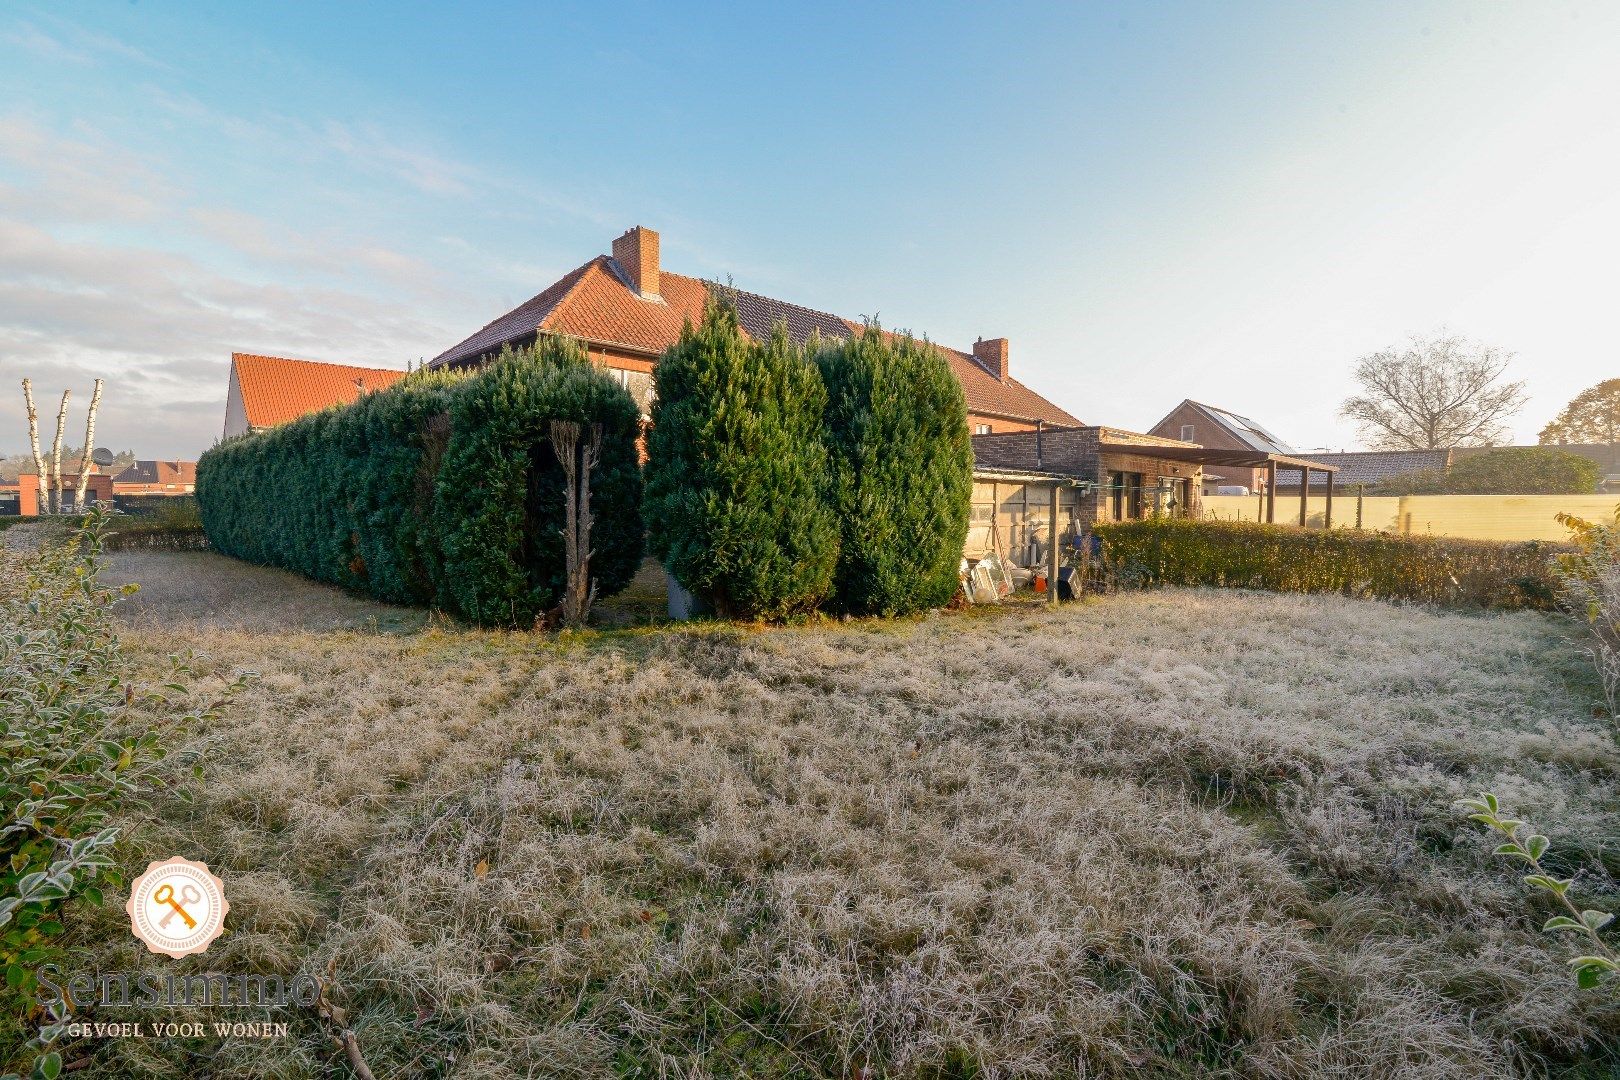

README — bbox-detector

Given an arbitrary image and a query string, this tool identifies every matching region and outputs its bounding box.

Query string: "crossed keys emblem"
[126,857,229,958]
[153,882,201,930]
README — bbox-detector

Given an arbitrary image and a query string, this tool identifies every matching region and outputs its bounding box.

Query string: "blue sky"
[2,1,1617,458]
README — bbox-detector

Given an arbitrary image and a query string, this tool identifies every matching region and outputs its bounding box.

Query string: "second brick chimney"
[973,337,1009,380]
[612,226,661,300]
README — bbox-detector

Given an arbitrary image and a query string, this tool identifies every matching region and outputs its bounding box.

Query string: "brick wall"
[611,226,661,298]
[971,426,1098,473]
[12,473,115,515]
[971,337,1010,380]
[969,416,1038,435]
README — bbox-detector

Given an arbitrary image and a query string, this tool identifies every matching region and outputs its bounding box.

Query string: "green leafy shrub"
[645,302,839,619]
[1,509,248,1072]
[1459,793,1616,991]
[1552,503,1620,720]
[198,341,643,627]
[816,326,973,616]
[1093,517,1562,609]
[1377,446,1600,494]
[435,340,644,625]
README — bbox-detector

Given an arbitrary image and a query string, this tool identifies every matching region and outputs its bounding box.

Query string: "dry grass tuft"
[52,553,1620,1077]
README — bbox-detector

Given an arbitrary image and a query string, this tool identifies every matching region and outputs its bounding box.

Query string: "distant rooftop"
[1187,400,1295,455]
[231,353,407,430]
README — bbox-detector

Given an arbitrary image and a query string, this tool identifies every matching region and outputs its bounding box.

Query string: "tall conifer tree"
[816,326,973,615]
[645,299,839,619]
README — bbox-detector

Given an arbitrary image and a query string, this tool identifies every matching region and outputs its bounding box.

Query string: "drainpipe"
[1035,419,1044,469]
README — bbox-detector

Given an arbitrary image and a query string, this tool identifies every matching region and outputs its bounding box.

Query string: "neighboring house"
[112,459,198,496]
[1270,449,1452,491]
[972,424,1340,551]
[973,426,1205,527]
[1147,400,1295,494]
[0,471,114,515]
[224,353,407,439]
[427,226,1082,434]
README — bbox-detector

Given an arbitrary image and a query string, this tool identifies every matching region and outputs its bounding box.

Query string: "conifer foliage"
[435,340,643,625]
[645,301,839,619]
[816,326,973,615]
[197,338,643,627]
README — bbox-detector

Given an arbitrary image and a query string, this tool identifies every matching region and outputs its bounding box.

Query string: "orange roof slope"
[232,353,407,429]
[430,256,1080,426]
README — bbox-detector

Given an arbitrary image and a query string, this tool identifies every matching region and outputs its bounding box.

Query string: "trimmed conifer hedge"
[645,303,839,619]
[817,326,973,616]
[196,339,644,626]
[1092,518,1564,610]
[435,344,645,625]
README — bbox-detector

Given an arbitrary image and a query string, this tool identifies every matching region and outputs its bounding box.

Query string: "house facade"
[427,226,1082,435]
[112,459,198,496]
[2,471,115,515]
[1148,400,1296,494]
[224,353,407,439]
[973,426,1206,525]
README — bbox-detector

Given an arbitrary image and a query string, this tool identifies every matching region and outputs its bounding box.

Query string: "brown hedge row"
[1092,518,1565,610]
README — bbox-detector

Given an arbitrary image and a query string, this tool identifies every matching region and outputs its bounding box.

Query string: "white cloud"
[321,120,482,198]
[1,18,168,70]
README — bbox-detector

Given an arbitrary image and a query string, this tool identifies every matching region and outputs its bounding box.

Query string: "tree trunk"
[22,379,47,515]
[49,389,70,514]
[75,379,105,510]
[550,420,602,629]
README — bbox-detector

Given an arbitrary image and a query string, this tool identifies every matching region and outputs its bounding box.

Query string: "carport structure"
[1097,441,1341,526]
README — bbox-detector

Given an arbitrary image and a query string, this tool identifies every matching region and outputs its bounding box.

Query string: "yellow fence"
[1201,494,1620,541]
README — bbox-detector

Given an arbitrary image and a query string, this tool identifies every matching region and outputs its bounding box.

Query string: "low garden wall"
[1203,493,1618,541]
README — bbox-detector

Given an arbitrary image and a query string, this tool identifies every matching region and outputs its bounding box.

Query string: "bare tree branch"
[22,379,47,513]
[551,419,603,629]
[1339,333,1527,450]
[49,389,70,513]
[75,378,105,510]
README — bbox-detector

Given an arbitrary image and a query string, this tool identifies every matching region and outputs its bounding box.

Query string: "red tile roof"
[232,353,407,430]
[429,255,1080,426]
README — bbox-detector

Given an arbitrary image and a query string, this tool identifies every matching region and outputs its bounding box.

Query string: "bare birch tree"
[49,389,70,513]
[550,419,602,629]
[1339,333,1527,450]
[22,379,47,514]
[74,378,105,510]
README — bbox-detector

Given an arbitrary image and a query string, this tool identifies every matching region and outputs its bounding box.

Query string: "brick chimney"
[973,337,1009,380]
[612,226,660,300]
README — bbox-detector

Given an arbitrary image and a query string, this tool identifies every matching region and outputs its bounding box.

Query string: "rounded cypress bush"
[433,338,645,626]
[816,326,973,615]
[644,301,840,619]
